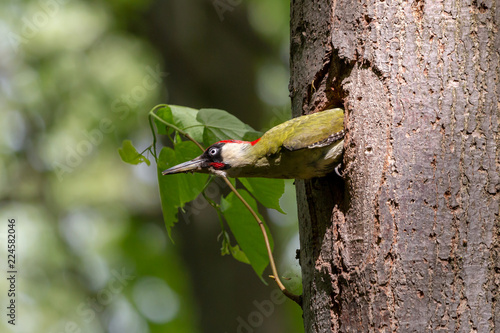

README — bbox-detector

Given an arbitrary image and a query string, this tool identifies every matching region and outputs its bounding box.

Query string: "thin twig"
[148,112,158,159]
[150,106,301,305]
[222,177,301,305]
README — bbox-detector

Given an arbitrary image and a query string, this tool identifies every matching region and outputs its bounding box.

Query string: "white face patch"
[220,143,252,167]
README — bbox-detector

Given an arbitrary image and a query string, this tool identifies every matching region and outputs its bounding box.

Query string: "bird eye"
[209,148,218,156]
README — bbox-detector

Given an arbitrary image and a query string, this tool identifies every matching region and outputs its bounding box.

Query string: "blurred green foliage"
[0,0,303,332]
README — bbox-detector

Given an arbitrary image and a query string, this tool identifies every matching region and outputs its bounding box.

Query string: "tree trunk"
[290,0,499,332]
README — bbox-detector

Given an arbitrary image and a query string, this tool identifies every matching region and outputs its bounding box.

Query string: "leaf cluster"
[119,105,286,280]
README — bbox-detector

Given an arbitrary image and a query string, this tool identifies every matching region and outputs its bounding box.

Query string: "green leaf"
[154,105,262,147]
[118,140,150,166]
[154,106,173,135]
[197,108,257,146]
[240,178,285,214]
[169,105,205,143]
[221,190,273,281]
[220,231,250,264]
[229,243,250,264]
[157,141,208,238]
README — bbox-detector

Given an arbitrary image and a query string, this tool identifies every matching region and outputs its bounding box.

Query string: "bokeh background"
[0,0,304,332]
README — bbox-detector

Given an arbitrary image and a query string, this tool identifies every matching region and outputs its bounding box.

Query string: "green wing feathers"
[258,108,344,155]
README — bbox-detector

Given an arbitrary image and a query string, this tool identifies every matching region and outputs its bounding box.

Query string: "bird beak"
[162,156,204,175]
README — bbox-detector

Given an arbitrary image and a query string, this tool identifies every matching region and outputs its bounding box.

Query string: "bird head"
[162,140,255,177]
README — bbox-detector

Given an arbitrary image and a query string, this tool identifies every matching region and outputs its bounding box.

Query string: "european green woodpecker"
[162,108,345,179]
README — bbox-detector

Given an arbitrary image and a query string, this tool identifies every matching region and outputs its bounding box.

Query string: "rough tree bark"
[290,0,499,332]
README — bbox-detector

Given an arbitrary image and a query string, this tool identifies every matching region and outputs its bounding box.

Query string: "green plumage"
[253,108,345,156]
